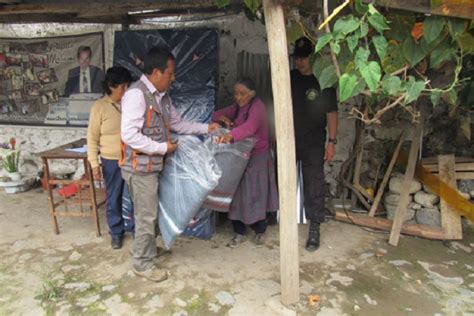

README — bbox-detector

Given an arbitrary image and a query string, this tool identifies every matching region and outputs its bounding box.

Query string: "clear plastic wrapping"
[158,135,221,249]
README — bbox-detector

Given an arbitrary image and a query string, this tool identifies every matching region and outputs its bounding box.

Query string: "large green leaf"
[346,34,359,53]
[430,91,441,107]
[423,16,445,44]
[382,75,402,96]
[387,14,415,42]
[372,35,388,60]
[319,65,338,90]
[360,21,369,37]
[334,16,360,35]
[445,89,458,106]
[355,47,370,69]
[381,41,406,73]
[244,0,261,14]
[315,33,332,53]
[405,80,425,104]
[286,20,304,44]
[430,42,454,69]
[402,37,428,66]
[456,32,474,53]
[448,18,466,39]
[312,57,332,79]
[330,42,341,55]
[338,73,358,102]
[368,4,379,15]
[216,0,230,8]
[355,0,368,14]
[359,61,382,91]
[368,13,390,34]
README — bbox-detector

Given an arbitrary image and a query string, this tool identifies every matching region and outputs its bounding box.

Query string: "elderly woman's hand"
[217,116,233,129]
[216,133,233,144]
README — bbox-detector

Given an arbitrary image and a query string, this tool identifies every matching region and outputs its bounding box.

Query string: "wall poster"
[0,32,105,126]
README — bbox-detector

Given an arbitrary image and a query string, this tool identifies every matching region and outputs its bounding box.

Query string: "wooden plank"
[263,0,299,306]
[438,155,463,240]
[422,162,474,172]
[336,210,447,240]
[389,123,423,246]
[369,131,405,217]
[367,0,474,20]
[422,156,473,164]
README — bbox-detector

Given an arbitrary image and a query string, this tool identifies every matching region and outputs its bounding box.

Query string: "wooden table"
[37,138,105,236]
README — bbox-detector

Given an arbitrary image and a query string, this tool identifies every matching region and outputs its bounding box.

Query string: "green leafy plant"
[34,279,63,306]
[311,0,472,125]
[2,150,20,173]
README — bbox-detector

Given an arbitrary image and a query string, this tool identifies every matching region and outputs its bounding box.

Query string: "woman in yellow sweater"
[87,66,133,249]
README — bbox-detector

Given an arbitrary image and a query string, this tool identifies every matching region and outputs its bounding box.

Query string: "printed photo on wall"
[22,62,36,81]
[5,53,22,66]
[36,69,58,84]
[11,74,23,90]
[8,90,24,101]
[29,53,49,68]
[25,82,43,96]
[0,53,6,67]
[45,89,59,102]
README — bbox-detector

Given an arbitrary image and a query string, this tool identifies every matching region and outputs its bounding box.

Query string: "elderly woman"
[87,66,133,249]
[213,78,279,247]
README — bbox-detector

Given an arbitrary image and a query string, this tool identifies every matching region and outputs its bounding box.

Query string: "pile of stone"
[384,174,474,227]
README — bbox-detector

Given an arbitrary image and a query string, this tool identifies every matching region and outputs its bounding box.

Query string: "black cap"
[292,37,313,58]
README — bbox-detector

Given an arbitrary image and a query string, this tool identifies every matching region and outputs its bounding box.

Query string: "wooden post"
[389,123,423,246]
[438,155,463,239]
[263,0,300,305]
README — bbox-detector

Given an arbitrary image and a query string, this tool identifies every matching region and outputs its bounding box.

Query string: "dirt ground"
[1,187,473,316]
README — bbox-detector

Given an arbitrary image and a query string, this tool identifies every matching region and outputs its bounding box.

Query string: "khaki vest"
[120,80,171,173]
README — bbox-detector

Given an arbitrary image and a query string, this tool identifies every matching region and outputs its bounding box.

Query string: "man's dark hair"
[143,47,175,75]
[77,46,92,59]
[102,66,133,95]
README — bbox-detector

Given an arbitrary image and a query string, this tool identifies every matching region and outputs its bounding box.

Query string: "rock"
[458,191,470,200]
[389,176,422,194]
[299,280,314,295]
[408,202,422,210]
[64,282,90,292]
[384,193,413,206]
[174,298,187,307]
[423,183,434,194]
[416,208,441,227]
[458,180,474,194]
[145,295,164,309]
[104,294,133,315]
[414,191,440,208]
[77,294,100,307]
[102,285,116,292]
[264,296,297,316]
[215,291,235,306]
[364,294,377,305]
[173,311,188,316]
[69,251,81,261]
[208,302,221,313]
[385,204,415,222]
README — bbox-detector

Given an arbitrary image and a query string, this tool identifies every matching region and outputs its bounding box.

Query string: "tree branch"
[322,0,341,78]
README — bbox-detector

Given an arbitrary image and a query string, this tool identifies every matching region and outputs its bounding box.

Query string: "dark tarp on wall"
[113,28,219,123]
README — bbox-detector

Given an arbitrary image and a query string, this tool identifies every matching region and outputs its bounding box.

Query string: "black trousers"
[232,219,267,235]
[297,143,326,224]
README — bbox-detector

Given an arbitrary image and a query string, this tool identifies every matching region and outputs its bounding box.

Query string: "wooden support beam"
[369,131,405,217]
[367,0,474,20]
[336,210,447,240]
[438,155,463,240]
[263,0,299,306]
[389,122,423,246]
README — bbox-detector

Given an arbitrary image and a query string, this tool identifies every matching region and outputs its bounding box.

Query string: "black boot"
[305,221,320,252]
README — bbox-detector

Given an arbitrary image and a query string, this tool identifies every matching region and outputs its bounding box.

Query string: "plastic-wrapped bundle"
[182,208,216,240]
[202,129,255,212]
[122,183,134,233]
[158,135,221,249]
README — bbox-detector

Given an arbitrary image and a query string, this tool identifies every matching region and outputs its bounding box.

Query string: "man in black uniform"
[291,37,338,251]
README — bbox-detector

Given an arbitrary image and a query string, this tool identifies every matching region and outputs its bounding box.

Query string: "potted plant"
[1,149,21,181]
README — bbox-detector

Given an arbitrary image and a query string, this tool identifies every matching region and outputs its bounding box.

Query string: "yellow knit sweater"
[87,95,122,169]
